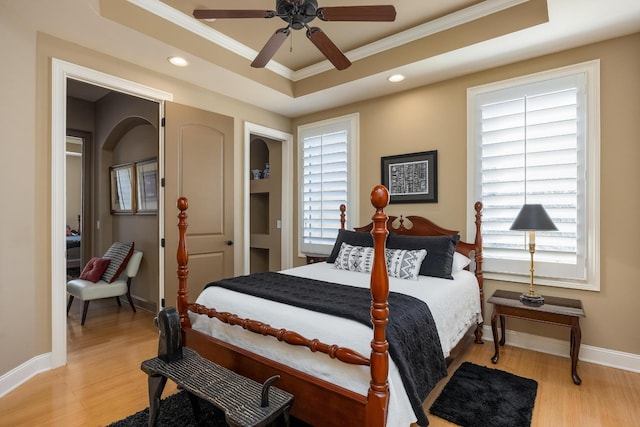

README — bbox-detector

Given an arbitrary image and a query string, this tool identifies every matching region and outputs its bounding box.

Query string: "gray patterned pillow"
[385,248,427,280]
[100,241,135,283]
[333,243,375,273]
[334,243,427,280]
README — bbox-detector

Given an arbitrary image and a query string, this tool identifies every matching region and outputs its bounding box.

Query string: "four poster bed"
[175,185,484,427]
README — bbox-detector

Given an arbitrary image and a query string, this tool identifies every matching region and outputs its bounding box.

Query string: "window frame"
[298,113,359,257]
[466,60,601,291]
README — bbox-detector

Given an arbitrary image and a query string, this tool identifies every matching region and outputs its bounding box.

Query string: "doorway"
[66,79,161,314]
[243,122,293,274]
[51,59,172,367]
[64,131,92,280]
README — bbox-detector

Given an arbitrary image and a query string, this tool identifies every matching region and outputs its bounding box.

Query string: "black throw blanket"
[205,272,447,426]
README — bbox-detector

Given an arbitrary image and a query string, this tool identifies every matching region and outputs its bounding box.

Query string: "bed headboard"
[340,202,483,259]
[339,201,484,324]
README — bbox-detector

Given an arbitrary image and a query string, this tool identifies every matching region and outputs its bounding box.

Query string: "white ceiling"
[4,0,640,117]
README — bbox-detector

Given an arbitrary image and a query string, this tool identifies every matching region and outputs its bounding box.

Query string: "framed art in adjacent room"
[135,158,158,214]
[110,163,134,214]
[381,150,438,204]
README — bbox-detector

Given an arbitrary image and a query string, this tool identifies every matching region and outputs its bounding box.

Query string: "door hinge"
[161,238,165,248]
[161,117,166,127]
[161,177,165,187]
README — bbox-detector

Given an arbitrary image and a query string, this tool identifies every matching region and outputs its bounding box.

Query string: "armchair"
[67,250,143,325]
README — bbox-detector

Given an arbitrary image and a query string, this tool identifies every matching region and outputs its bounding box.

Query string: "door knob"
[225,240,234,246]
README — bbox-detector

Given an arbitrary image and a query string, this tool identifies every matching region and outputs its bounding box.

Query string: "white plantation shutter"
[299,114,359,255]
[468,62,600,290]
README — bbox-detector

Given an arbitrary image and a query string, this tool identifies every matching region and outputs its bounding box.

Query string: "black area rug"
[429,362,538,427]
[107,391,311,427]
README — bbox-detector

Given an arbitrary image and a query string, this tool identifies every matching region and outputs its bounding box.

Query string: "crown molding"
[126,0,295,79]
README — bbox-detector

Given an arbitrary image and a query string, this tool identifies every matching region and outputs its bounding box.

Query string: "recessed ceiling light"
[388,74,405,83]
[168,56,189,67]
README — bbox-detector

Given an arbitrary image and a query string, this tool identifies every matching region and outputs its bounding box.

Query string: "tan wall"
[0,5,39,373]
[0,2,291,377]
[293,33,640,355]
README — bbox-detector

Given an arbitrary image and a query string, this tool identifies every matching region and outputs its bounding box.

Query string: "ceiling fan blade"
[251,28,291,68]
[306,27,351,71]
[193,9,276,19]
[317,5,396,22]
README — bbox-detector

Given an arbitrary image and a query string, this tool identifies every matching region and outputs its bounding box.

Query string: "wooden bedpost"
[177,197,191,330]
[366,185,390,427]
[473,201,484,344]
[339,204,346,230]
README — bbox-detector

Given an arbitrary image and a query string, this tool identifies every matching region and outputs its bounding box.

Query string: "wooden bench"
[141,347,294,427]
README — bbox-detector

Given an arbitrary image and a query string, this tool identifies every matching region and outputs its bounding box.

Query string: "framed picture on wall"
[110,163,135,214]
[381,150,438,204]
[135,158,158,214]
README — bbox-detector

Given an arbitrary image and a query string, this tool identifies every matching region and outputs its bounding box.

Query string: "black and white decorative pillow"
[100,241,135,283]
[334,243,427,280]
[385,248,427,280]
[334,243,375,273]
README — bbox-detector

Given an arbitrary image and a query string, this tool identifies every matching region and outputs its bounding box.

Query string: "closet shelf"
[250,179,271,194]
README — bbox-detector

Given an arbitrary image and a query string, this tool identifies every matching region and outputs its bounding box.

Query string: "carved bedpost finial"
[370,185,390,209]
[366,184,390,425]
[177,197,189,212]
[340,204,346,230]
[177,197,191,330]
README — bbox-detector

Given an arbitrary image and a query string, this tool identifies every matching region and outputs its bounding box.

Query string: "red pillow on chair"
[79,257,111,282]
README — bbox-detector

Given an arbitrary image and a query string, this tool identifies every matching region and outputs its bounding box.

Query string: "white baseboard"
[482,325,640,373]
[0,353,52,398]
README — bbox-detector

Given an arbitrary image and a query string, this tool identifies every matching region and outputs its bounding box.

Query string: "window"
[467,61,600,290]
[298,114,359,256]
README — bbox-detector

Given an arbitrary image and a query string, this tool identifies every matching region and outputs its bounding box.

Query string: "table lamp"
[510,204,557,305]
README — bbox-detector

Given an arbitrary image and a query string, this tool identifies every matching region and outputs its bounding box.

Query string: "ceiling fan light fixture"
[388,74,405,82]
[168,56,189,67]
[192,1,396,71]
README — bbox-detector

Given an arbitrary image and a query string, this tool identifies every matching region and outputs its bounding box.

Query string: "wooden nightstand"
[488,289,585,385]
[305,255,328,264]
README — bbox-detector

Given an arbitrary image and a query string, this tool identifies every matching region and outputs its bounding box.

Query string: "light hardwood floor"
[1,299,639,426]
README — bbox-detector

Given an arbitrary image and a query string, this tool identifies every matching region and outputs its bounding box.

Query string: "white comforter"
[190,262,482,427]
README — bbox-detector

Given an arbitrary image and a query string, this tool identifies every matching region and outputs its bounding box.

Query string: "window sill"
[484,271,600,292]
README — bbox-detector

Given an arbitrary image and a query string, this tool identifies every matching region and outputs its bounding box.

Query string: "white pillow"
[452,252,471,273]
[334,243,427,280]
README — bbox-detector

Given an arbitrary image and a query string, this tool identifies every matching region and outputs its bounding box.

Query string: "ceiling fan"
[193,0,396,70]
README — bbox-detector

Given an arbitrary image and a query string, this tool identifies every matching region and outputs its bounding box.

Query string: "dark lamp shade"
[510,204,558,231]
